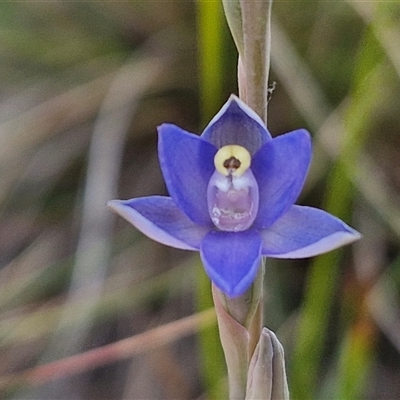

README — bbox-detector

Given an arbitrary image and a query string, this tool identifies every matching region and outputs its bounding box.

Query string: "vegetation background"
[0,1,399,399]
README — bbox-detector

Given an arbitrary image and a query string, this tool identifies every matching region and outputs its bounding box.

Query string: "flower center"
[207,145,259,232]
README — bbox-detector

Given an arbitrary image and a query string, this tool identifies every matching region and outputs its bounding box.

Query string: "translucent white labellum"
[207,145,259,232]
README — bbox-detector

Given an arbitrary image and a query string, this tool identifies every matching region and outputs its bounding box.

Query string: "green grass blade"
[196,1,227,399]
[290,26,385,400]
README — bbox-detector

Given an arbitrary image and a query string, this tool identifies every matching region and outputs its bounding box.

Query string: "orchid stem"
[239,0,273,122]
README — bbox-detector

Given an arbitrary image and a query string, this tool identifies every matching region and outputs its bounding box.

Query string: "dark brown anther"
[223,156,241,171]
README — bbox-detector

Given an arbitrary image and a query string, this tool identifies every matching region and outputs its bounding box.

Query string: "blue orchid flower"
[108,95,360,298]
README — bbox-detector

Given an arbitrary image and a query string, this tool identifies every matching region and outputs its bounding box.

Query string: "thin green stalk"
[222,0,273,122]
[240,0,272,121]
[335,317,375,399]
[196,2,227,399]
[197,0,225,122]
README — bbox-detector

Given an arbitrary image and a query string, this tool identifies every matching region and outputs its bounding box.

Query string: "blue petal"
[260,205,361,258]
[200,230,262,297]
[252,129,312,228]
[201,95,271,154]
[107,196,210,250]
[158,124,216,226]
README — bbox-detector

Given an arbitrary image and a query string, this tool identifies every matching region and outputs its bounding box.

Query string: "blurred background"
[0,1,400,399]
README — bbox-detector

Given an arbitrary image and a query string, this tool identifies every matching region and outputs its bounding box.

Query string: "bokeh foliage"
[0,1,400,399]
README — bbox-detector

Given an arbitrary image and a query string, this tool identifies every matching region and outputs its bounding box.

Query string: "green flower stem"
[218,1,273,398]
[213,284,251,399]
[222,0,273,121]
[239,0,272,121]
[222,0,243,56]
[212,265,265,399]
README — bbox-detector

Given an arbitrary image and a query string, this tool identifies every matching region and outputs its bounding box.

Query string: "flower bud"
[246,328,289,400]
